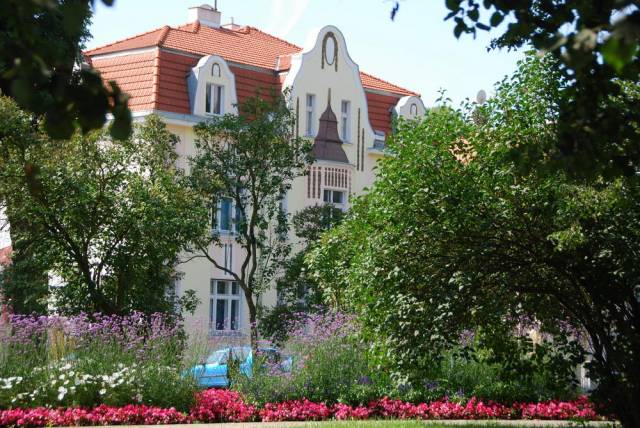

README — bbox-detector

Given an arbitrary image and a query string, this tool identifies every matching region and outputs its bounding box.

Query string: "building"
[84,4,426,335]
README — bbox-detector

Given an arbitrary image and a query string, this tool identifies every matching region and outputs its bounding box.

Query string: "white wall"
[0,207,10,249]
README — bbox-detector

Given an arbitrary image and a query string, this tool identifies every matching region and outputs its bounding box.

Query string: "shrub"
[190,389,256,422]
[0,312,199,411]
[0,391,605,426]
[234,311,384,406]
[260,399,331,422]
[516,395,599,420]
[0,405,191,427]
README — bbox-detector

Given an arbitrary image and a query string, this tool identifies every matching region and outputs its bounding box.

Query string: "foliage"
[392,1,640,177]
[190,389,256,423]
[308,53,640,426]
[0,392,604,427]
[441,0,639,76]
[260,204,344,344]
[0,97,206,314]
[189,92,312,347]
[0,404,192,427]
[0,312,199,411]
[234,311,383,407]
[0,0,131,140]
[0,243,48,314]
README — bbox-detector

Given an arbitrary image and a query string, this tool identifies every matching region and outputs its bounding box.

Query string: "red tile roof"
[360,71,417,97]
[86,23,301,70]
[0,246,11,266]
[85,22,418,101]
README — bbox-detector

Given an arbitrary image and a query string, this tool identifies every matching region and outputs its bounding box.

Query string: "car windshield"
[206,346,251,365]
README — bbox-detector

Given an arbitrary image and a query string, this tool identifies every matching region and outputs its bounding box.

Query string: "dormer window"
[189,55,237,117]
[206,83,224,115]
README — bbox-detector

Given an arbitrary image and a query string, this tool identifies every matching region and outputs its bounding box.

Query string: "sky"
[0,1,526,250]
[87,0,526,106]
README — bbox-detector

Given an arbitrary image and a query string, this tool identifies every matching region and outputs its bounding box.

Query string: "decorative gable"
[187,55,238,116]
[394,95,426,120]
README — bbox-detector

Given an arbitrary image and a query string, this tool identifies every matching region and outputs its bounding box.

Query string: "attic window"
[212,63,221,77]
[206,83,224,115]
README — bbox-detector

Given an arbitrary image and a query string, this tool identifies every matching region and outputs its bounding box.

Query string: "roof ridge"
[243,26,302,51]
[85,25,167,55]
[360,70,418,96]
[157,25,171,45]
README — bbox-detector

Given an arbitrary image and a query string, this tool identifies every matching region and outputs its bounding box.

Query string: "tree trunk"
[244,287,258,352]
[610,385,640,427]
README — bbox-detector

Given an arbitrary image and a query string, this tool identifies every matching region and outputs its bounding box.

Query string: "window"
[213,197,242,233]
[206,83,224,115]
[212,63,221,77]
[210,279,240,332]
[410,103,418,117]
[340,100,350,142]
[323,189,345,208]
[305,94,316,137]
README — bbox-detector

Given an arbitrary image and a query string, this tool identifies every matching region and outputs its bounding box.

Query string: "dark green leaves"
[0,0,132,140]
[602,37,639,73]
[438,0,640,178]
[0,99,205,314]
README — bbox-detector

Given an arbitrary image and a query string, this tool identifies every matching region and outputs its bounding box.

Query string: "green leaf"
[468,7,479,22]
[601,36,638,73]
[490,11,504,27]
[446,0,461,11]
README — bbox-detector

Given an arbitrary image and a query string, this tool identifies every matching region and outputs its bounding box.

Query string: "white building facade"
[84,4,426,336]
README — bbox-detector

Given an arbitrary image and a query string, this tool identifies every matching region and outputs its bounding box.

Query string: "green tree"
[0,0,131,140]
[392,1,640,177]
[189,93,312,349]
[0,97,206,314]
[260,204,344,344]
[309,54,640,426]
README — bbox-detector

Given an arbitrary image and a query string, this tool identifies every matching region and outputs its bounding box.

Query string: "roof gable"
[85,21,418,98]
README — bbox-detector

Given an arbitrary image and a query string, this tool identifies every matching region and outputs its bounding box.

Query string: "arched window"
[212,63,221,77]
[410,103,418,117]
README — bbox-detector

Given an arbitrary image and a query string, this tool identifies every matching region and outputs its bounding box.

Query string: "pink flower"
[259,399,331,422]
[190,389,256,422]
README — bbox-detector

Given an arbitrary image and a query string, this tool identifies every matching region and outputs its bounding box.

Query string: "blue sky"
[88,1,525,106]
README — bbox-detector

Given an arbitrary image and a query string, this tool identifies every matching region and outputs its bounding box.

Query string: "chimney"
[188,3,221,28]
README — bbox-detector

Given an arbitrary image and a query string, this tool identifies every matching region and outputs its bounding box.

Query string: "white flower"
[57,386,67,401]
[99,388,107,395]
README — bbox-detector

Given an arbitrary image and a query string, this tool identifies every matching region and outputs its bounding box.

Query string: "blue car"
[188,346,291,388]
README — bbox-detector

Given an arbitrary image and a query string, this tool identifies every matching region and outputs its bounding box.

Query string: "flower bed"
[0,390,605,426]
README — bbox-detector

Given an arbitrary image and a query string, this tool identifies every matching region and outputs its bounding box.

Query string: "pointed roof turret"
[312,89,349,163]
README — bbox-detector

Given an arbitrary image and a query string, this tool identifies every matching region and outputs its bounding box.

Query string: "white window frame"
[305,93,316,137]
[213,197,241,234]
[210,279,241,333]
[340,100,351,142]
[323,188,346,211]
[206,83,225,115]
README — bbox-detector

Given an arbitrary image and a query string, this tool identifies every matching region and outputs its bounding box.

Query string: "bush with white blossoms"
[0,313,199,411]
